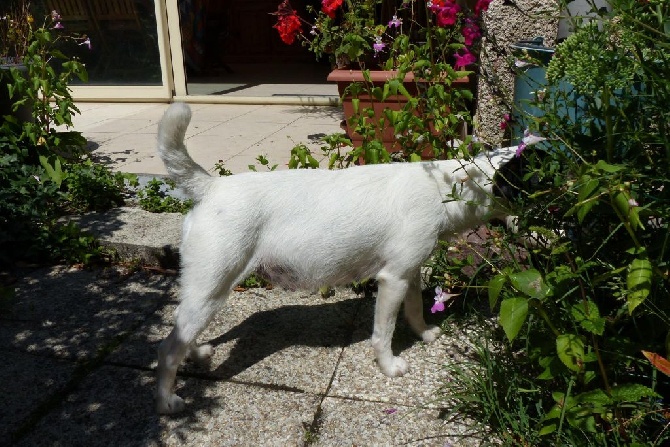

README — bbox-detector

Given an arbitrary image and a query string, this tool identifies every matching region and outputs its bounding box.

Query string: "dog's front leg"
[404,270,442,343]
[371,273,410,377]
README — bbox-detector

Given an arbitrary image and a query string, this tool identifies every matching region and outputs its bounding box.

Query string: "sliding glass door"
[34,0,174,100]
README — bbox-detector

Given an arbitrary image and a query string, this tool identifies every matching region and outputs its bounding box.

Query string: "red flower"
[272,0,303,45]
[322,0,344,19]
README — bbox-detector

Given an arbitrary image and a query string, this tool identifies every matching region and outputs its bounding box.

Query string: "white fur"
[155,103,517,414]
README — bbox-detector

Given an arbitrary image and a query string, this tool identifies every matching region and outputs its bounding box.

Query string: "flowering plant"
[0,0,33,64]
[0,1,90,155]
[1,1,91,65]
[272,0,492,70]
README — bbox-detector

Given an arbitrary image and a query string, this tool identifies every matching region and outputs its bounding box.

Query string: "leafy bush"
[136,178,193,214]
[465,0,670,444]
[0,6,132,266]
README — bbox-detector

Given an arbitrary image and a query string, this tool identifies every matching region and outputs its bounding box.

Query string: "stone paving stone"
[314,397,483,446]
[0,351,76,442]
[0,266,176,361]
[17,365,320,447]
[328,295,462,408]
[109,287,364,395]
[16,365,164,447]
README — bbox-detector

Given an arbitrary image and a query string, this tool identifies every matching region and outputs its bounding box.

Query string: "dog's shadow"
[198,295,425,381]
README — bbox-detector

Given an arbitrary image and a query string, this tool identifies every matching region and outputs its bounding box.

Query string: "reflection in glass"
[34,0,161,85]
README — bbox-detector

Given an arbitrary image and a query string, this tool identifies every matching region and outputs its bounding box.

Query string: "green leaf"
[499,297,528,341]
[627,254,652,314]
[610,383,659,402]
[509,269,549,299]
[564,176,599,221]
[488,274,506,310]
[556,334,585,372]
[571,300,605,335]
[594,160,623,173]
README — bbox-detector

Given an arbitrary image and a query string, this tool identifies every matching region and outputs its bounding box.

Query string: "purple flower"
[515,141,526,157]
[431,286,459,313]
[628,198,639,207]
[373,36,386,53]
[51,10,62,21]
[78,37,92,50]
[431,301,446,313]
[388,15,402,28]
[52,21,64,29]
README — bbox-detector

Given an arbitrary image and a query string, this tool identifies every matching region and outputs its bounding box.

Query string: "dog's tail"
[157,103,212,202]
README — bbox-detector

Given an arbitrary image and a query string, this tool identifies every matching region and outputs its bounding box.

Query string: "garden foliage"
[476,0,670,443]
[0,7,133,266]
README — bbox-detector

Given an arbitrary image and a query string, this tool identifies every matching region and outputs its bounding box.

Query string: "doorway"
[174,0,335,98]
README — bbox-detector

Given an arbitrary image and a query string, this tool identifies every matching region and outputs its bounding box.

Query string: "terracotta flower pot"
[327,68,472,159]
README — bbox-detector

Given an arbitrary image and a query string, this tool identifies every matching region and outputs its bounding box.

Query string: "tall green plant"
[483,0,670,442]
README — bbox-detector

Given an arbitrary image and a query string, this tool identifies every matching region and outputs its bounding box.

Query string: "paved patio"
[1,102,487,446]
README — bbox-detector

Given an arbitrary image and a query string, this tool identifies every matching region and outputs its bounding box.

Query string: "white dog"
[155,102,520,414]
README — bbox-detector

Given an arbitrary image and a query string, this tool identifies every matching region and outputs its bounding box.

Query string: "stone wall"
[475,0,560,146]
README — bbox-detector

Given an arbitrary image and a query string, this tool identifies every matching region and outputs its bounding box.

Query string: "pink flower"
[52,22,64,29]
[454,49,476,69]
[433,2,461,27]
[499,115,510,130]
[50,10,62,21]
[431,286,459,313]
[516,129,547,157]
[475,0,493,15]
[78,37,92,50]
[515,141,526,157]
[461,19,481,46]
[628,198,639,207]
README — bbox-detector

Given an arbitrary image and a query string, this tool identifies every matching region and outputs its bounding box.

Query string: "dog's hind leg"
[156,282,226,414]
[371,271,411,377]
[403,270,442,343]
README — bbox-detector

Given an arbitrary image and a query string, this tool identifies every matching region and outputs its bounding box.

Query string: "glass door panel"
[32,0,172,100]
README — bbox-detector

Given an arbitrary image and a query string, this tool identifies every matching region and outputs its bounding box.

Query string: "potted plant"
[272,0,492,161]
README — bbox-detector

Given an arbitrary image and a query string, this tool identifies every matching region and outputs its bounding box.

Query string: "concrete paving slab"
[328,297,459,408]
[16,364,321,447]
[314,397,482,446]
[158,378,321,446]
[0,265,176,361]
[15,365,164,447]
[0,351,76,442]
[110,287,365,395]
[71,207,183,267]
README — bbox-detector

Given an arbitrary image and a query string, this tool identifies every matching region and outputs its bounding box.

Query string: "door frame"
[68,0,174,102]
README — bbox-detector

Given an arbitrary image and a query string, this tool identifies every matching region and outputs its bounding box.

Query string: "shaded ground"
[0,264,486,446]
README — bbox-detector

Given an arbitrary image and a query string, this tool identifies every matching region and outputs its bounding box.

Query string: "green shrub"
[466,0,670,444]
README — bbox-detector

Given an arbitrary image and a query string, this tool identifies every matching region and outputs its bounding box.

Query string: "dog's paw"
[421,325,442,343]
[188,344,214,367]
[379,356,409,378]
[157,393,185,415]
